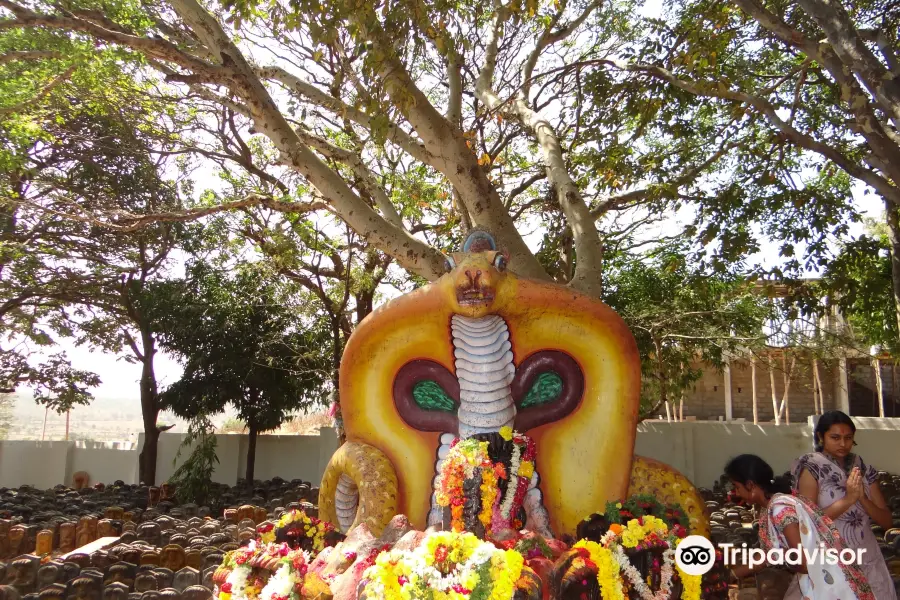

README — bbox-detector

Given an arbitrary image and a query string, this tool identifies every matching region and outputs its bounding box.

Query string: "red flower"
[398,576,409,586]
[434,545,449,564]
[452,584,471,594]
[221,584,232,593]
[344,551,357,563]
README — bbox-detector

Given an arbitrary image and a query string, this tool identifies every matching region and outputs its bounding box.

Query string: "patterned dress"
[759,493,874,600]
[791,452,897,600]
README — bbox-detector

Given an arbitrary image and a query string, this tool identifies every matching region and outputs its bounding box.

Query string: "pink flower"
[398,576,409,586]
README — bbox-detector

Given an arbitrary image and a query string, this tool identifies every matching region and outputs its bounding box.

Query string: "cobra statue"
[318,231,710,539]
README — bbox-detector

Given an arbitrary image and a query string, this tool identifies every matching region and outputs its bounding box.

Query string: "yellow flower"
[678,567,702,600]
[615,502,622,508]
[573,541,624,600]
[518,461,534,479]
[499,426,513,441]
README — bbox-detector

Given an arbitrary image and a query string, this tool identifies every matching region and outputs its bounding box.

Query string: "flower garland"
[216,544,309,600]
[265,509,335,553]
[361,531,525,600]
[573,541,625,600]
[575,516,700,600]
[435,428,536,535]
[497,427,535,523]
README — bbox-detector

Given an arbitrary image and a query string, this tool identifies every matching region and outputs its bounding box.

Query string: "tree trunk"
[330,316,346,445]
[246,423,258,484]
[884,197,900,343]
[873,357,885,417]
[137,327,160,484]
[751,356,758,424]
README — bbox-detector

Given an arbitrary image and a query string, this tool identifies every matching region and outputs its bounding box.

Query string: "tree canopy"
[2,0,897,433]
[149,261,332,481]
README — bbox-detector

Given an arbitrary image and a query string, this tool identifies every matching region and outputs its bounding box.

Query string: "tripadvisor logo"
[675,536,716,576]
[674,536,867,576]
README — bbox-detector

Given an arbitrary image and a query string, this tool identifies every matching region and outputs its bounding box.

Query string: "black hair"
[814,410,857,452]
[724,454,791,497]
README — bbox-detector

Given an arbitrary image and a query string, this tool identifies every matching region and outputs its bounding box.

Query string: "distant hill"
[1,392,192,441]
[0,393,321,441]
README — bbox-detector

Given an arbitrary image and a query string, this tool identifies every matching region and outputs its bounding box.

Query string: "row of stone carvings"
[0,478,320,559]
[0,478,322,600]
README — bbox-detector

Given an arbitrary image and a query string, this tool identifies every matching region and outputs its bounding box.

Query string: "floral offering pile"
[600,495,690,533]
[360,531,527,600]
[214,543,310,600]
[435,427,536,535]
[573,515,701,600]
[258,509,337,553]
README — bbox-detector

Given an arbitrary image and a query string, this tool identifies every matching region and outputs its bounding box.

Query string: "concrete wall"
[0,441,71,488]
[1,422,898,490]
[635,421,813,488]
[139,429,339,486]
[0,429,337,489]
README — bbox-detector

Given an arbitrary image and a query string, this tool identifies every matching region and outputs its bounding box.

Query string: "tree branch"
[0,0,224,78]
[521,0,602,98]
[0,50,63,65]
[794,0,900,126]
[591,139,738,218]
[253,65,433,165]
[611,60,900,205]
[0,64,76,115]
[476,6,604,295]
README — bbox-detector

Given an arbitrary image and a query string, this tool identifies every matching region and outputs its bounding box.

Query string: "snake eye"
[443,255,455,273]
[493,253,507,272]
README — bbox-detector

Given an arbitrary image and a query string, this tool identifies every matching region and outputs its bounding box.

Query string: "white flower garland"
[258,562,297,600]
[223,565,251,600]
[611,545,676,600]
[499,442,521,519]
[363,538,500,596]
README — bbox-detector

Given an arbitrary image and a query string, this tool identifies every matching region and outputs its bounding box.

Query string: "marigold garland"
[361,531,525,600]
[436,430,536,535]
[575,516,700,600]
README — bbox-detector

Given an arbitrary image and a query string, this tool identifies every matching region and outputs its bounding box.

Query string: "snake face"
[448,249,509,316]
[336,232,641,535]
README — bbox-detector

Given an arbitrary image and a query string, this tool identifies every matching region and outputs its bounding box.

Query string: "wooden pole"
[783,353,791,425]
[724,361,733,421]
[751,357,759,425]
[812,359,823,414]
[893,364,898,418]
[665,401,671,423]
[41,407,48,441]
[873,357,885,417]
[679,394,684,422]
[769,354,780,425]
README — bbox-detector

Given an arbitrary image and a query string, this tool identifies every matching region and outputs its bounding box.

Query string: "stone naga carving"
[318,231,709,537]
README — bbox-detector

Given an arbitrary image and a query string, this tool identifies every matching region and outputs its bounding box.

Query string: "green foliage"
[150,261,332,432]
[601,494,689,529]
[821,234,897,353]
[603,248,772,417]
[168,417,220,505]
[0,26,185,410]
